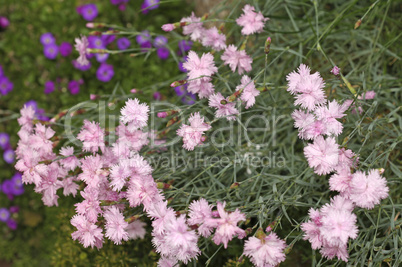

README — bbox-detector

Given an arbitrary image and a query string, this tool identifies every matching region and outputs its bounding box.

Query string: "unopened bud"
[245,228,253,235]
[157,112,168,118]
[157,182,172,189]
[230,182,239,189]
[161,23,175,32]
[166,117,178,127]
[89,31,102,36]
[170,80,187,87]
[130,88,138,93]
[125,215,141,223]
[255,228,266,240]
[354,19,362,30]
[86,22,105,28]
[264,37,271,54]
[377,168,385,175]
[87,48,108,54]
[90,94,99,100]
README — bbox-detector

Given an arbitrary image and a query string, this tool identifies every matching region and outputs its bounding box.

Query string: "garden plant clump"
[1,0,401,266]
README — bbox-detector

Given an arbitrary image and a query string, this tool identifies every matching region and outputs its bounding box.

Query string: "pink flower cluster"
[14,98,264,265]
[170,6,269,149]
[287,64,389,261]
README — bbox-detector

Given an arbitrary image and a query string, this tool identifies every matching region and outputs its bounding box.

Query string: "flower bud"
[264,37,271,54]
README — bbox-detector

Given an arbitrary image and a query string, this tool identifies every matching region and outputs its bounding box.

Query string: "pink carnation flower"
[208,93,239,121]
[177,112,211,151]
[330,66,340,75]
[187,80,215,99]
[180,12,204,41]
[62,176,79,197]
[17,105,36,132]
[188,198,214,237]
[74,35,90,66]
[236,75,260,109]
[320,243,349,262]
[221,45,253,75]
[77,120,105,153]
[75,186,102,223]
[205,202,246,248]
[126,220,146,240]
[286,64,326,110]
[358,90,376,100]
[304,136,339,175]
[244,232,286,267]
[291,109,316,139]
[183,51,217,85]
[201,27,226,51]
[109,160,131,191]
[319,209,358,247]
[148,201,176,235]
[163,215,200,264]
[71,214,103,249]
[104,206,129,245]
[120,98,149,131]
[301,208,323,249]
[78,155,106,188]
[348,170,389,209]
[15,149,48,186]
[329,169,353,194]
[314,100,346,136]
[59,146,80,171]
[126,175,164,210]
[236,5,269,35]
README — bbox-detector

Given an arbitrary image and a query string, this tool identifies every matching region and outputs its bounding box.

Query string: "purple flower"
[4,149,15,164]
[40,32,55,46]
[96,53,109,63]
[1,180,13,195]
[59,42,73,57]
[0,133,10,149]
[80,4,98,21]
[9,206,19,214]
[136,31,152,48]
[0,208,10,222]
[68,80,81,95]
[110,0,129,4]
[88,36,105,49]
[174,85,187,96]
[43,44,59,59]
[11,173,24,196]
[178,40,193,54]
[141,0,160,14]
[178,57,188,72]
[157,47,169,60]
[0,76,13,95]
[73,60,92,71]
[102,34,116,46]
[117,37,131,50]
[7,219,17,230]
[0,16,9,28]
[182,93,196,105]
[153,92,162,100]
[24,100,38,111]
[44,80,55,94]
[154,36,167,48]
[96,63,114,82]
[36,108,49,121]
